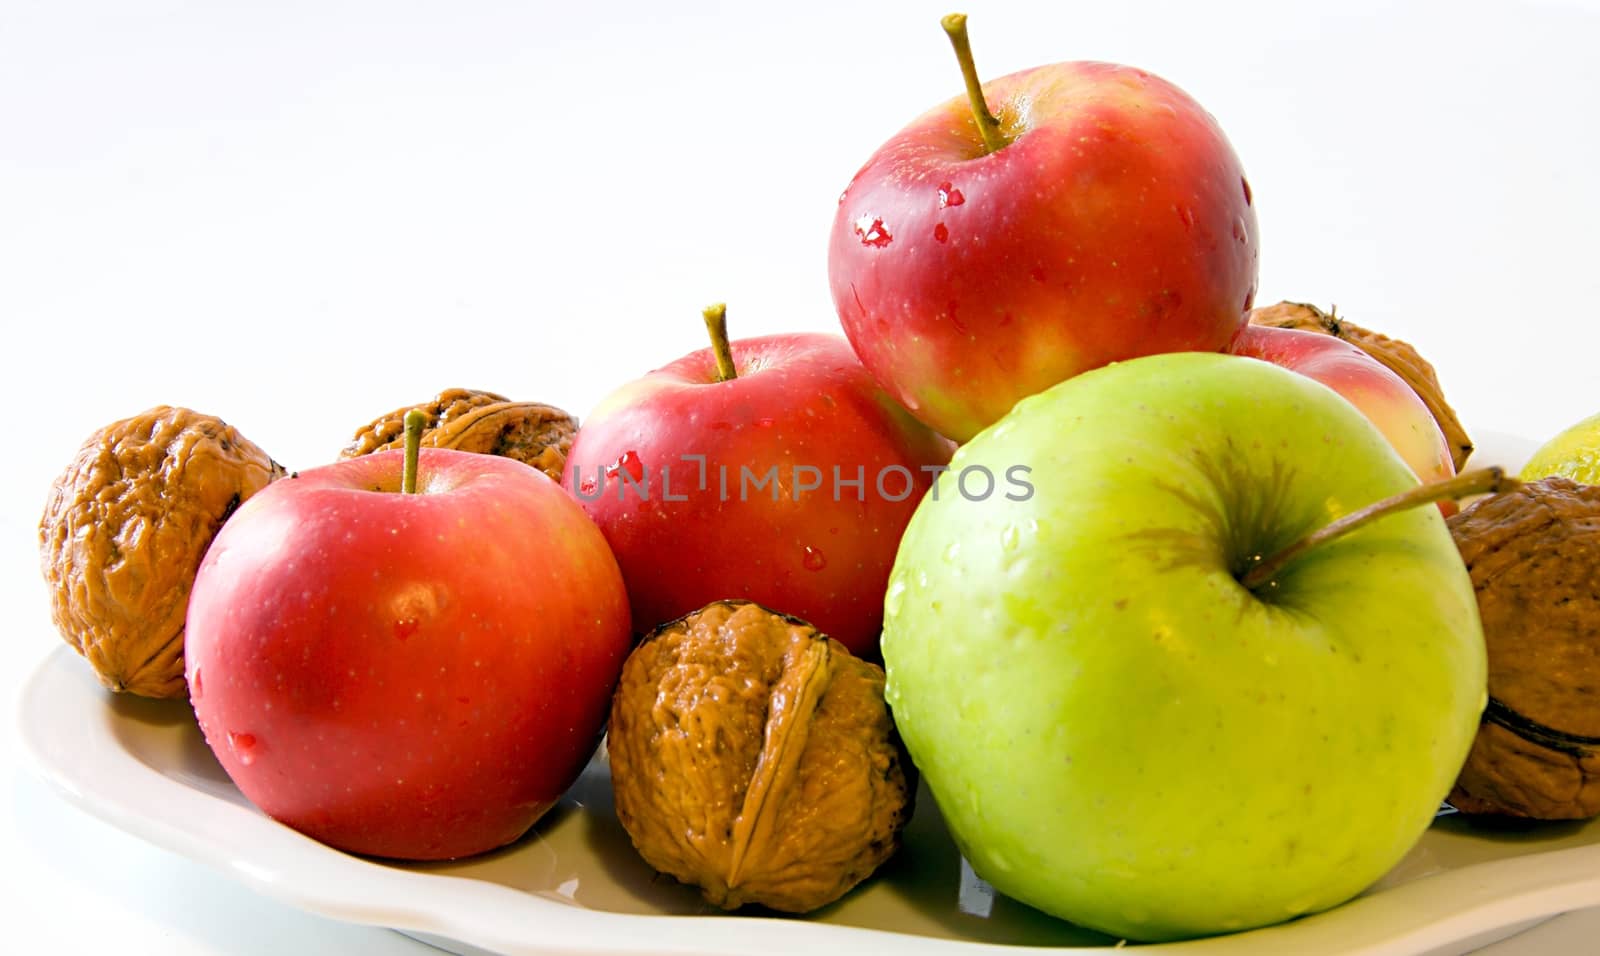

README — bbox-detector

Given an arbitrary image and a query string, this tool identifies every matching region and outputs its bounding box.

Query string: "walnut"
[1446,477,1600,819]
[340,387,575,481]
[1249,301,1473,470]
[607,600,913,913]
[39,407,285,698]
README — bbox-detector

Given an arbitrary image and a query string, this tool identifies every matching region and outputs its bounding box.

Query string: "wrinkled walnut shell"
[39,407,285,698]
[1249,301,1473,470]
[1447,477,1600,819]
[341,387,576,481]
[608,600,913,913]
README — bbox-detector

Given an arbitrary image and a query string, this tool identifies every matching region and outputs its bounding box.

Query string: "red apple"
[560,307,953,657]
[184,447,631,861]
[830,16,1258,441]
[1230,324,1456,488]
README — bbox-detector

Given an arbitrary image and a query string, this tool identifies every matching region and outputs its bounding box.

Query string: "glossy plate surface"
[22,431,1592,956]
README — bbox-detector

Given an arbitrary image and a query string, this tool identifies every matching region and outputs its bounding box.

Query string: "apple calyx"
[940,13,1009,155]
[1239,467,1517,592]
[402,408,426,494]
[702,302,738,382]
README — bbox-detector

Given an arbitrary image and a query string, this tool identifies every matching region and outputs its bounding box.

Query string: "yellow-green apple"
[560,307,952,656]
[185,446,631,861]
[882,352,1486,941]
[1230,324,1456,488]
[829,16,1258,441]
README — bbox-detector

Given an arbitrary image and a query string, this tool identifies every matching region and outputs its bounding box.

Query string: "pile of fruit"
[35,14,1600,944]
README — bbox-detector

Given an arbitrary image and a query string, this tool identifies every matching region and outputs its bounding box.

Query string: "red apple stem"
[703,303,737,382]
[1239,467,1515,592]
[941,13,1008,154]
[402,408,426,494]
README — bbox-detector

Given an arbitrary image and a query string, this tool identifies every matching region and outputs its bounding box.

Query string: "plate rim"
[23,640,1600,956]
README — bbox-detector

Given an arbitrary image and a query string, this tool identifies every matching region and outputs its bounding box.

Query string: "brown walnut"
[341,387,576,481]
[607,600,913,913]
[1446,477,1600,819]
[1249,301,1473,470]
[39,407,285,698]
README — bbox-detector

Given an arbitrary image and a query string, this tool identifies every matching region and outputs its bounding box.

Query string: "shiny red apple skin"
[1230,325,1456,487]
[560,332,953,656]
[184,449,631,861]
[831,61,1259,442]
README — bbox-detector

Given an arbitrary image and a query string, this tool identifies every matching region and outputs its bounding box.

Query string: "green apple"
[1518,409,1600,484]
[881,351,1486,941]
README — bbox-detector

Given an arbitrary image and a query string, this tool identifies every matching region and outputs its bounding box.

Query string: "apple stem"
[703,303,737,382]
[402,408,426,494]
[941,13,1008,154]
[1239,467,1517,592]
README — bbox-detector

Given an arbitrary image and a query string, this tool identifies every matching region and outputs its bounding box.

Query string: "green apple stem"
[941,13,1008,154]
[402,408,426,494]
[1239,467,1516,592]
[703,302,737,382]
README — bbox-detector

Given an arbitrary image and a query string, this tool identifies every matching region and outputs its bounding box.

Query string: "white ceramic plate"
[24,431,1595,956]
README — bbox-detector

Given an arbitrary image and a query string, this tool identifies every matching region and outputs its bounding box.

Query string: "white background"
[3,0,1598,952]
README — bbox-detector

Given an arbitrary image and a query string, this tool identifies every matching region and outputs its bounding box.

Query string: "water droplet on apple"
[1241,177,1253,206]
[606,450,646,483]
[1232,218,1249,244]
[943,541,961,563]
[228,731,258,766]
[802,546,827,571]
[1174,205,1196,231]
[937,182,965,208]
[394,617,419,641]
[1000,525,1020,552]
[853,214,893,248]
[885,578,906,616]
[756,417,775,428]
[579,477,598,496]
[934,222,949,243]
[191,668,203,699]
